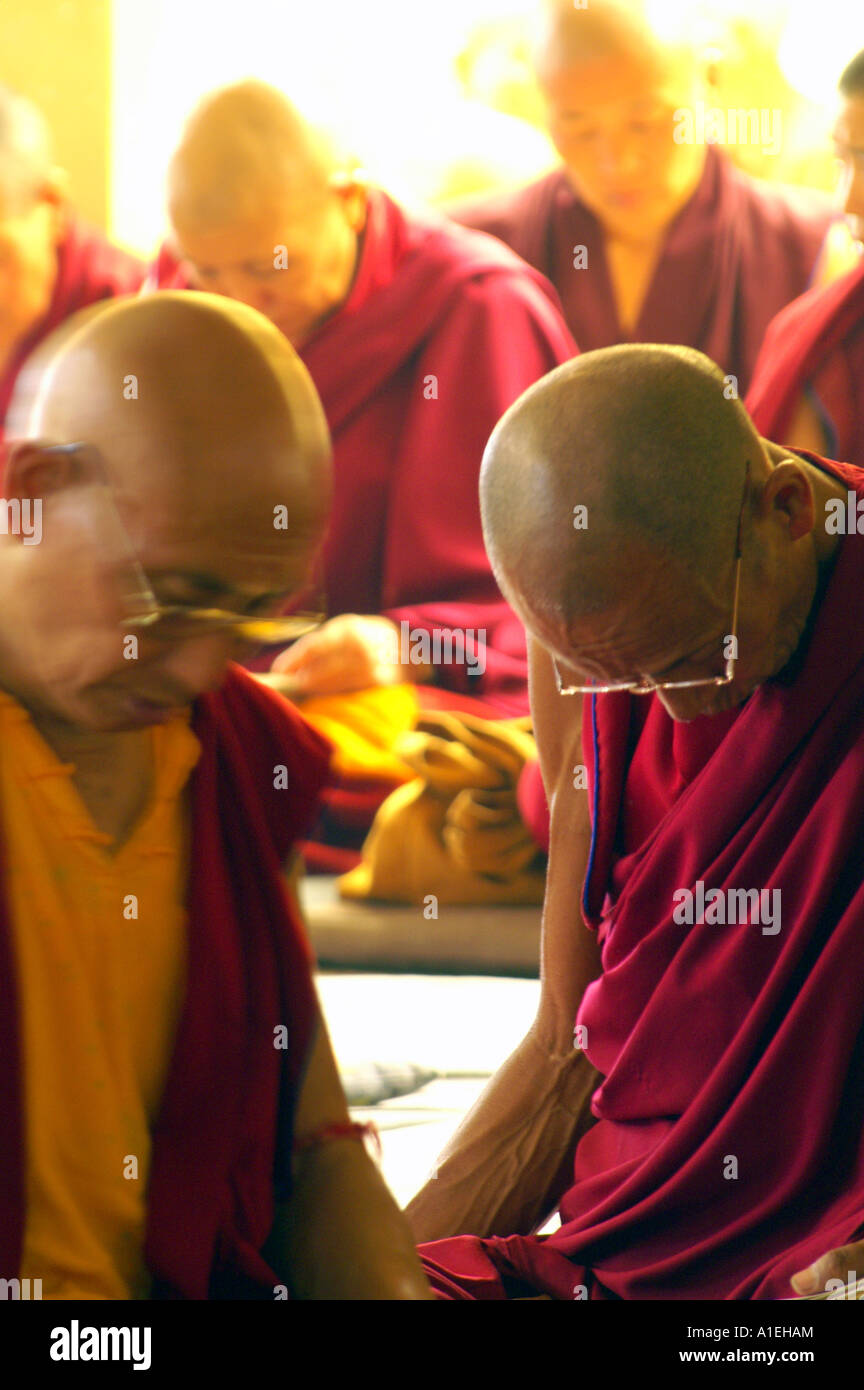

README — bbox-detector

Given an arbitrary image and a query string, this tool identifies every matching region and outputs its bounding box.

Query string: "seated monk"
[451,0,843,398]
[0,290,431,1299]
[408,343,864,1300]
[158,79,576,718]
[747,50,864,466]
[0,84,145,436]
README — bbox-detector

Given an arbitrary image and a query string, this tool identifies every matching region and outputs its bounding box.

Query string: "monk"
[159,80,577,718]
[408,344,864,1300]
[747,50,864,466]
[451,0,839,398]
[0,290,431,1299]
[0,85,145,435]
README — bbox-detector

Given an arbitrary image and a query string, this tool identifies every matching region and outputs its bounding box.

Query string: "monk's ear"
[2,440,90,504]
[37,166,71,243]
[759,459,815,542]
[329,171,368,232]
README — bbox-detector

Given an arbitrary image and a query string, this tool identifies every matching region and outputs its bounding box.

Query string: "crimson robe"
[0,217,145,434]
[746,259,864,466]
[0,665,331,1299]
[154,190,577,716]
[420,453,864,1299]
[451,149,835,397]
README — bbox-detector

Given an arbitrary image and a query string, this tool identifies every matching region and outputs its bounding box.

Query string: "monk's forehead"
[542,45,696,114]
[172,200,326,257]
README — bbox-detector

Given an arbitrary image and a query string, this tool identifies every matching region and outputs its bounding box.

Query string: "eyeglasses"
[554,461,749,696]
[40,443,325,646]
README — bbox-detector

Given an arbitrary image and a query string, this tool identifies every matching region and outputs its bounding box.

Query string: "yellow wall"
[0,0,110,230]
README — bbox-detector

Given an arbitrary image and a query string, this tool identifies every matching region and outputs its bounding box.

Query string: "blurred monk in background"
[0,291,431,1299]
[747,50,864,467]
[452,0,841,397]
[0,85,145,435]
[158,79,576,718]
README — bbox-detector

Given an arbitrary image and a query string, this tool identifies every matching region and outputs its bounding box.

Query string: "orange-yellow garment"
[294,683,419,783]
[0,690,201,1299]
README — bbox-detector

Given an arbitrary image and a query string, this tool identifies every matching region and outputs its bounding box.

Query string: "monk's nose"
[595,134,640,184]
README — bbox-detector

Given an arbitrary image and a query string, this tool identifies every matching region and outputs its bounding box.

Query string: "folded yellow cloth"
[295,684,420,783]
[339,712,546,905]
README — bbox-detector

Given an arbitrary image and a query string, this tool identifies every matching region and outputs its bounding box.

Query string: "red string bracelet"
[293,1120,382,1160]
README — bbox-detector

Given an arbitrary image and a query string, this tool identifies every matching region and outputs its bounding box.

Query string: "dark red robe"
[451,149,835,397]
[746,259,864,467]
[0,217,146,435]
[0,665,332,1299]
[154,190,577,717]
[420,453,864,1299]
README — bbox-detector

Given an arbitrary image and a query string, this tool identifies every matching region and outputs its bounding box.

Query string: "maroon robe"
[420,453,864,1299]
[746,259,864,467]
[0,217,146,435]
[451,149,835,397]
[0,665,332,1299]
[154,190,577,717]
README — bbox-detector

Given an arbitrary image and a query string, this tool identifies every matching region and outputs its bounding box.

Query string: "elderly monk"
[158,80,576,717]
[408,343,864,1300]
[0,290,431,1300]
[747,50,864,466]
[0,85,145,435]
[451,0,839,398]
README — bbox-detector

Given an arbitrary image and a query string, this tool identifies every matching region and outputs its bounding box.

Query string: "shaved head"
[0,84,54,213]
[0,291,332,731]
[534,0,702,84]
[166,81,366,346]
[168,80,349,232]
[480,343,844,723]
[12,290,331,540]
[0,87,67,358]
[481,344,758,628]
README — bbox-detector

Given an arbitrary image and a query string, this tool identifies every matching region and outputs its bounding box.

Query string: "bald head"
[0,88,67,356]
[12,290,330,538]
[481,344,760,629]
[166,82,366,346]
[168,80,349,232]
[0,84,54,213]
[481,343,844,722]
[534,0,701,84]
[0,292,332,731]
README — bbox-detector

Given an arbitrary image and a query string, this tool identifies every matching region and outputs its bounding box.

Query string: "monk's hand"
[790,1240,864,1297]
[270,614,432,696]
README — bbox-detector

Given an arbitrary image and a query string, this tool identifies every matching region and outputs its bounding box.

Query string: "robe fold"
[451,149,835,396]
[746,260,864,467]
[420,453,864,1300]
[0,665,332,1299]
[0,217,146,434]
[157,190,577,716]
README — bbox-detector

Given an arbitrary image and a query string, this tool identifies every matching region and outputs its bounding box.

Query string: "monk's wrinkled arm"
[263,1004,434,1299]
[405,635,603,1243]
